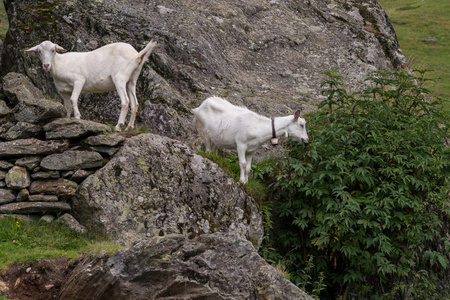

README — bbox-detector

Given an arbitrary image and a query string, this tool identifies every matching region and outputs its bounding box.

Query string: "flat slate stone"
[40,151,104,171]
[30,178,78,198]
[0,138,69,158]
[44,118,111,140]
[0,189,16,204]
[29,194,59,202]
[0,201,71,214]
[84,134,125,147]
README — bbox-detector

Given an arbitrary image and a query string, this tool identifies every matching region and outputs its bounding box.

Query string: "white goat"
[193,96,309,183]
[25,40,157,131]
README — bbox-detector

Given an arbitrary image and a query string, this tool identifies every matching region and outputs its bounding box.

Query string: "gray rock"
[83,133,125,147]
[5,166,31,189]
[59,234,312,300]
[0,100,11,117]
[73,133,263,246]
[70,169,95,183]
[0,189,16,204]
[31,170,60,180]
[2,72,45,107]
[0,160,13,170]
[0,201,71,214]
[57,213,87,233]
[2,73,66,123]
[28,194,59,202]
[2,122,43,140]
[29,178,78,199]
[40,214,56,223]
[40,151,104,171]
[15,156,42,170]
[43,118,111,140]
[0,138,69,158]
[16,189,30,201]
[88,146,119,157]
[0,170,6,180]
[0,214,40,223]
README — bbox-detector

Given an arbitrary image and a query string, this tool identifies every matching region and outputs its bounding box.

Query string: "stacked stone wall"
[0,72,125,232]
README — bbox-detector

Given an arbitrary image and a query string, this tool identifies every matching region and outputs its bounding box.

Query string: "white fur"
[25,40,157,131]
[193,96,309,183]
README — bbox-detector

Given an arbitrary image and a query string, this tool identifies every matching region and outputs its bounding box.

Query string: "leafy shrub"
[265,70,450,299]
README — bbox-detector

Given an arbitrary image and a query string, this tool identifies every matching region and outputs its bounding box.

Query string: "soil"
[0,257,76,300]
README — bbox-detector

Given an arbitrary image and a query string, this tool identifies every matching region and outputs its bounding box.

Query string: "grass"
[378,0,450,109]
[198,150,268,202]
[0,216,122,270]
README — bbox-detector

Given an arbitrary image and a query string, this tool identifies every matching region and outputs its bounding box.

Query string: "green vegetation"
[258,70,449,299]
[379,0,450,109]
[0,216,121,270]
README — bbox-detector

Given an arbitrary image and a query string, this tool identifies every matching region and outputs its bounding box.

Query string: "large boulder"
[2,0,407,140]
[59,233,312,300]
[72,133,263,246]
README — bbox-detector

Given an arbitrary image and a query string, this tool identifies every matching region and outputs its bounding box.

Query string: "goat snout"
[43,64,50,70]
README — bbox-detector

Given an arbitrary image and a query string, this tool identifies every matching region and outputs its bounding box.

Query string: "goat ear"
[55,44,67,53]
[24,45,40,53]
[294,110,301,120]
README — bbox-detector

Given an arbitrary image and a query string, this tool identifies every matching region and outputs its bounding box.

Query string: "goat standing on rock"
[193,97,309,184]
[25,40,157,131]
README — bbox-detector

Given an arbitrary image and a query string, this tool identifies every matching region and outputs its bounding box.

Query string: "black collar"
[271,118,276,139]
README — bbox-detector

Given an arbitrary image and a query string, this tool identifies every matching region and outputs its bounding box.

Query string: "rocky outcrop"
[73,133,263,246]
[2,0,406,140]
[59,234,312,300]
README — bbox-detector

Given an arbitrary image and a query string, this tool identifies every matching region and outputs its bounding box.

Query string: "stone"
[59,234,312,300]
[0,138,69,158]
[2,122,43,140]
[40,214,56,223]
[83,133,125,147]
[31,170,60,180]
[70,169,95,183]
[5,166,31,190]
[73,134,263,246]
[0,160,14,170]
[0,170,6,180]
[88,146,119,157]
[28,194,59,202]
[2,72,45,107]
[57,214,87,234]
[40,151,104,171]
[16,189,30,201]
[0,100,11,117]
[0,189,16,204]
[29,179,78,199]
[2,73,66,123]
[43,118,111,140]
[15,156,42,170]
[0,201,71,214]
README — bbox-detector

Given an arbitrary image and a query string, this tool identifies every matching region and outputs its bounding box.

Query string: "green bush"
[264,70,450,299]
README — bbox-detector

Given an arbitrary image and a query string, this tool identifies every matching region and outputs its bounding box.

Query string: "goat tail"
[138,40,157,65]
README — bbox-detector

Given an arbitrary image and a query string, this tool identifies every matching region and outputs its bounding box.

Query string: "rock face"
[73,133,263,246]
[2,0,406,140]
[59,234,312,300]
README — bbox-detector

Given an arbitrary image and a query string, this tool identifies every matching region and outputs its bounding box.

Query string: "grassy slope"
[0,216,121,270]
[379,0,450,109]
